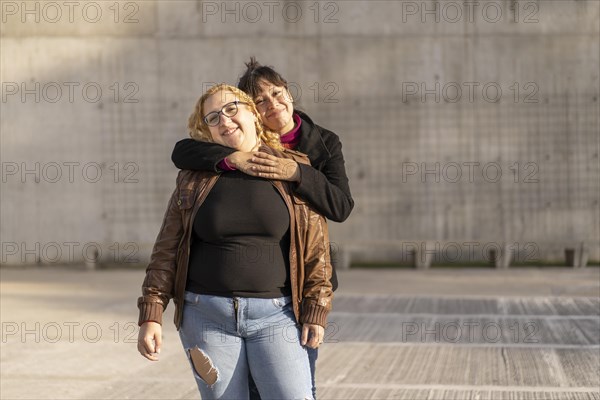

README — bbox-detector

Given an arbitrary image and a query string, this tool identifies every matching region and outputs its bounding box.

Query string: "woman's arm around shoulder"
[171,138,236,171]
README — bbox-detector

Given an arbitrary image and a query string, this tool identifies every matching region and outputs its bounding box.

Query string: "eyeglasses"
[203,101,249,127]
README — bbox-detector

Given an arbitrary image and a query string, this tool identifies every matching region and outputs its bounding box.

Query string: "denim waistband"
[184,290,292,304]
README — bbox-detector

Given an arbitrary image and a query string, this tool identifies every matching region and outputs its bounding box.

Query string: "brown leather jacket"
[137,147,333,329]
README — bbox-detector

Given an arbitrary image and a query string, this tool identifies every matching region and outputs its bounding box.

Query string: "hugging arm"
[173,135,354,223]
[252,135,354,222]
[172,138,236,172]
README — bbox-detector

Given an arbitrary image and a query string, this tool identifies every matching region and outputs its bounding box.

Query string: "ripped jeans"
[178,291,313,400]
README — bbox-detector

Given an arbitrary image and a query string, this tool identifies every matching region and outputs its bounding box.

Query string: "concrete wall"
[1,0,598,266]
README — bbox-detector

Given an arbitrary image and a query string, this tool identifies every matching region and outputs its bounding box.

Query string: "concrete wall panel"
[1,0,598,265]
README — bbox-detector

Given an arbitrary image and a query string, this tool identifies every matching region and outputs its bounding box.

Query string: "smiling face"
[253,80,295,134]
[203,90,259,152]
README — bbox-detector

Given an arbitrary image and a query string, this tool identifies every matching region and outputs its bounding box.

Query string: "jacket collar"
[295,110,331,166]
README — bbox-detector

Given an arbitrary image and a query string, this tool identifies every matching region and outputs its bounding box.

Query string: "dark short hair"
[237,57,288,98]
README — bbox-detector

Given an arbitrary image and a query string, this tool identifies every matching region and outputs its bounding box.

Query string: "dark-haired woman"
[171,59,353,399]
[173,58,353,224]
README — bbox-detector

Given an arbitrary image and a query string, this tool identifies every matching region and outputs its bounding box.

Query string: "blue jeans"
[178,291,313,399]
[250,348,318,399]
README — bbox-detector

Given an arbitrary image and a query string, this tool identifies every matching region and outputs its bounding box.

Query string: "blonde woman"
[137,84,333,399]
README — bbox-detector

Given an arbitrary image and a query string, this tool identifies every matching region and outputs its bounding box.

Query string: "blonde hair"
[188,83,283,151]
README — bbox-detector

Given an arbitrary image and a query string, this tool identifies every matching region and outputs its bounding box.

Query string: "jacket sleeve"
[294,134,354,223]
[298,203,334,328]
[172,138,236,172]
[137,182,184,326]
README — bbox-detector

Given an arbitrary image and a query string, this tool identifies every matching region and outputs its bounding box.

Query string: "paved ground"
[1,266,599,400]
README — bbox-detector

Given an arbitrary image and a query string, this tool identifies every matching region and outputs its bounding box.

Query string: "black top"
[172,111,351,291]
[186,170,291,298]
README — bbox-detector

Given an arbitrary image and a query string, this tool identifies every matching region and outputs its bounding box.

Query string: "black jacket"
[172,111,354,222]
